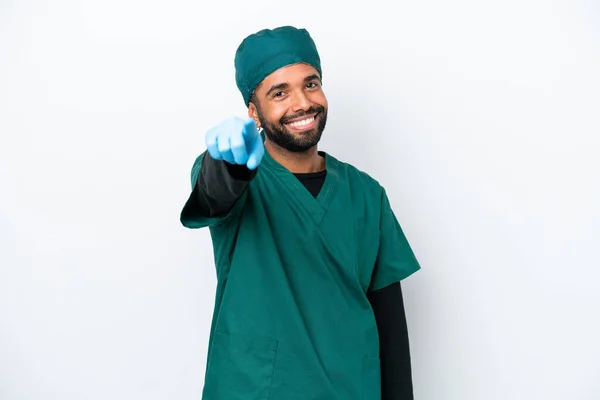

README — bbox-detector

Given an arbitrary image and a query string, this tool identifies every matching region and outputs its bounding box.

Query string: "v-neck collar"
[261,148,339,226]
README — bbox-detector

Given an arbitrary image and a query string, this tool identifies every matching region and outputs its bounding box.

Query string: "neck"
[264,139,325,173]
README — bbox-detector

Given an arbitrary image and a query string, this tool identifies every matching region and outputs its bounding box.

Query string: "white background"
[1,0,599,399]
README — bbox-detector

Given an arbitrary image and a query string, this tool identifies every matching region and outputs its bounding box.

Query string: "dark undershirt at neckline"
[293,170,327,198]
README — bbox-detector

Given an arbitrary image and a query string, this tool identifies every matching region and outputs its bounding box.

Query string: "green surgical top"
[181,149,420,400]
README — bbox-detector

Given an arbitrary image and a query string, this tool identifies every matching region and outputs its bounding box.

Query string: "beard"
[256,104,328,153]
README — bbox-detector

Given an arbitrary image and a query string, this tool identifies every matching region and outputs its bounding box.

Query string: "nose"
[291,90,311,112]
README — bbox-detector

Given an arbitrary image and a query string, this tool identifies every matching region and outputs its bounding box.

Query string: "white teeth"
[287,116,314,127]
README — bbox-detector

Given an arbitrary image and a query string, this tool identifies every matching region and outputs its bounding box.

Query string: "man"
[181,26,421,400]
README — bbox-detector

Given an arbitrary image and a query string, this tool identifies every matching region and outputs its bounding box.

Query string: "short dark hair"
[249,91,260,110]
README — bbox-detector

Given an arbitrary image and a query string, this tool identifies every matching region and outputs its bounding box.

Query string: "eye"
[273,91,285,98]
[307,81,320,89]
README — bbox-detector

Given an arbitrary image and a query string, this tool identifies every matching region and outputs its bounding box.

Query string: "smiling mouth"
[284,115,317,131]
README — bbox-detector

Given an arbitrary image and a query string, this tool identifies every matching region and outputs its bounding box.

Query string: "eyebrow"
[265,74,322,97]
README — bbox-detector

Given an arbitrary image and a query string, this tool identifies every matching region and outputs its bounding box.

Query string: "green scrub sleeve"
[180,152,255,229]
[368,188,421,292]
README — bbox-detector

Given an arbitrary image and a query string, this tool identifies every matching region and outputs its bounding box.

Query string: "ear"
[247,102,260,128]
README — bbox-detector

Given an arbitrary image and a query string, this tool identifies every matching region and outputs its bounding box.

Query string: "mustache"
[280,105,325,124]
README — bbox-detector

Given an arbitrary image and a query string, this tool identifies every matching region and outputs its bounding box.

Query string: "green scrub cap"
[234,26,322,106]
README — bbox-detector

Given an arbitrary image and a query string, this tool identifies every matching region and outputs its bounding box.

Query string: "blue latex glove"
[205,117,264,170]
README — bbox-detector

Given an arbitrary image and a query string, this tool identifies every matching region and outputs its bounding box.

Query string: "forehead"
[256,63,320,92]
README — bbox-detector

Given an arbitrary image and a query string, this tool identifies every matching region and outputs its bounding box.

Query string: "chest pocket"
[355,219,380,292]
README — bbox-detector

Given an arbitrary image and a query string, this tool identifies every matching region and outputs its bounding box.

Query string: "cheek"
[310,91,328,108]
[269,106,288,124]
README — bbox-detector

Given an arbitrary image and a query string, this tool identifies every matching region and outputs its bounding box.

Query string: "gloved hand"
[205,117,264,170]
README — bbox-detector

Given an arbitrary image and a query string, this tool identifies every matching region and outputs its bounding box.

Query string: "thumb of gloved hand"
[242,117,264,170]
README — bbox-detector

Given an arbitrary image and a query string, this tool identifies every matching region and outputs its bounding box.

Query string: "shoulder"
[325,152,384,196]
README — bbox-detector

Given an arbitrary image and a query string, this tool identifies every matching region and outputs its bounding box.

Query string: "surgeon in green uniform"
[181,26,421,399]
